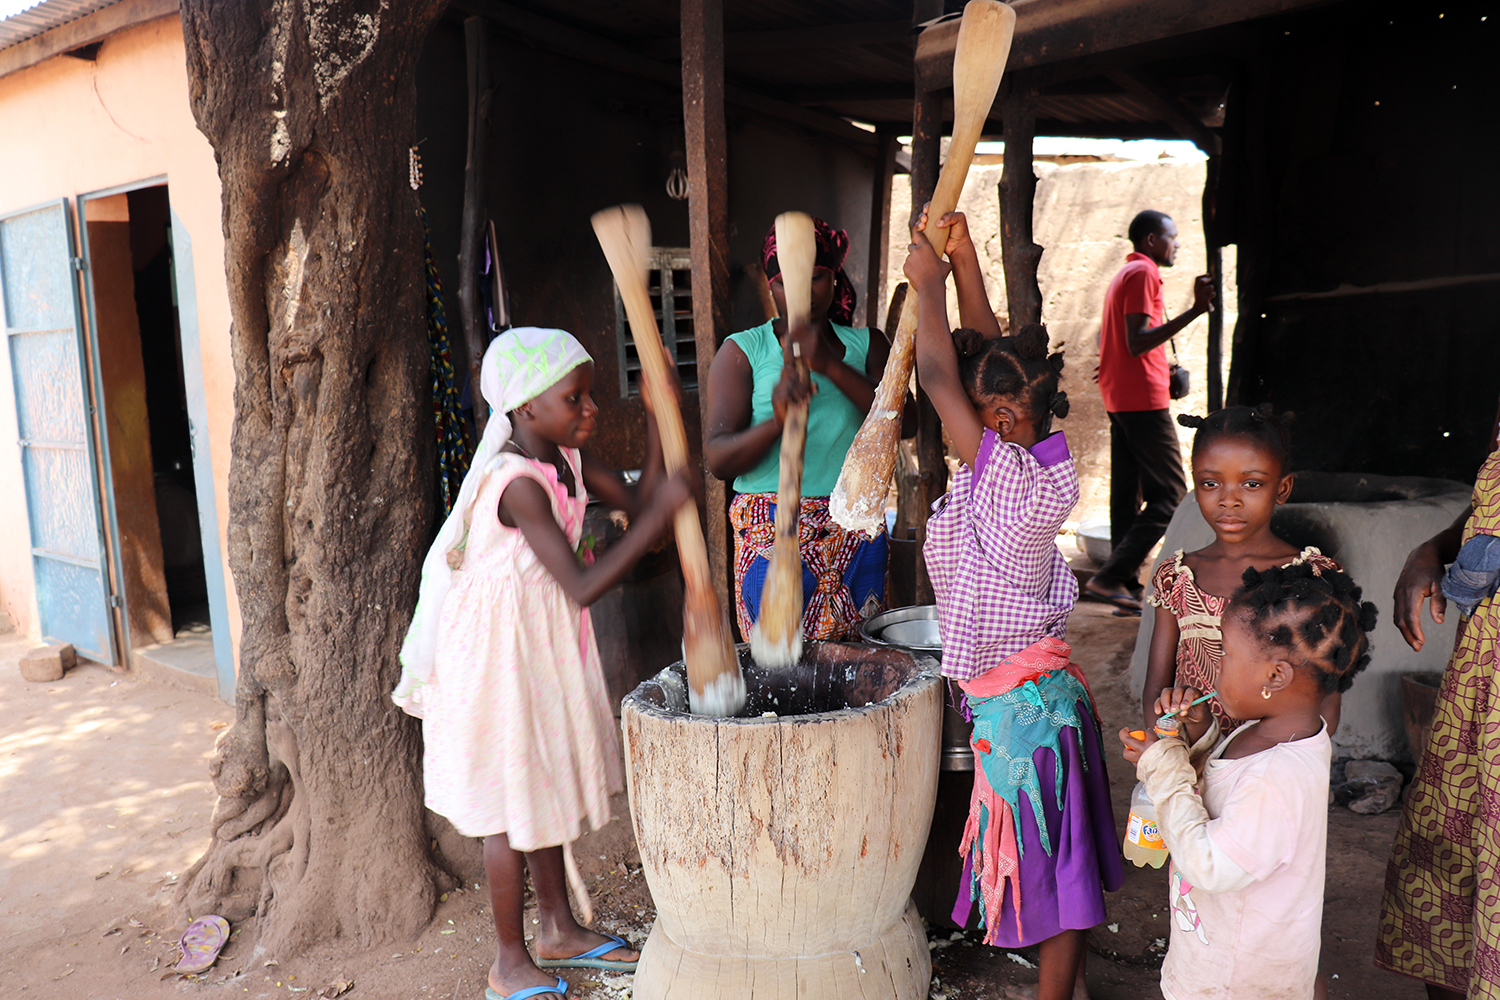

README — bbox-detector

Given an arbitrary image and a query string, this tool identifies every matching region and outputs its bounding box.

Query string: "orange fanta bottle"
[1122,718,1181,868]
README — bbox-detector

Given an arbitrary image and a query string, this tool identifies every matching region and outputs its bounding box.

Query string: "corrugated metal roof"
[0,0,120,51]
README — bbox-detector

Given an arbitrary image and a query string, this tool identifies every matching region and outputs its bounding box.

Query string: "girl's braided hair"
[1228,562,1379,694]
[952,323,1070,434]
[1177,403,1294,469]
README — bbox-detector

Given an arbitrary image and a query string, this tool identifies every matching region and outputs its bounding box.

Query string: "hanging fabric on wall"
[421,204,474,515]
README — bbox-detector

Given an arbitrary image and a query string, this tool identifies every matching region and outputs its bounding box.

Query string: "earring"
[1261,686,1273,700]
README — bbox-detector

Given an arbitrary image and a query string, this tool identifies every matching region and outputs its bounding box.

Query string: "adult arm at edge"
[1394,505,1470,652]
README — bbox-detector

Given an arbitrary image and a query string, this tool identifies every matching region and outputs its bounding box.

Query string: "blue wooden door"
[2,200,117,662]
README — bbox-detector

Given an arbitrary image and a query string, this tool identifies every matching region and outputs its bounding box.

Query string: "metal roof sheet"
[0,0,119,51]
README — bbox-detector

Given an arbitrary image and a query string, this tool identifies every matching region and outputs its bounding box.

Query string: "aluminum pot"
[861,605,971,772]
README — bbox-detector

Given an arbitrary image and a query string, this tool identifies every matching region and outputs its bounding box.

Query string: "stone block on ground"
[19,643,75,682]
[1340,760,1403,815]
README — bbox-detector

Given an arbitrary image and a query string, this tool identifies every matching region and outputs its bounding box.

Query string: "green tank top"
[725,320,871,497]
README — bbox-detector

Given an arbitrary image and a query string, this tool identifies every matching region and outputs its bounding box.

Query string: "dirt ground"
[0,606,1423,1000]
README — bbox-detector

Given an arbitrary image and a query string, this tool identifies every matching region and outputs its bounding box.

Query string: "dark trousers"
[1098,408,1188,588]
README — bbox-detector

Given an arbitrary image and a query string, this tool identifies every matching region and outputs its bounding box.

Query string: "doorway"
[80,183,226,697]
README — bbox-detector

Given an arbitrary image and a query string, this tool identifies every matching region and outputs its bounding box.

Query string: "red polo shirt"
[1098,251,1168,412]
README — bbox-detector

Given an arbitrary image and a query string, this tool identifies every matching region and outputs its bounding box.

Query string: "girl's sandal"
[176,914,230,973]
[536,934,637,972]
[485,979,568,1000]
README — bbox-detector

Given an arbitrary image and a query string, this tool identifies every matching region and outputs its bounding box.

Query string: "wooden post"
[682,0,733,613]
[1202,153,1224,412]
[865,129,898,329]
[999,75,1042,332]
[908,0,944,213]
[1206,244,1224,412]
[909,0,944,607]
[1226,63,1270,408]
[459,16,493,434]
[908,96,942,227]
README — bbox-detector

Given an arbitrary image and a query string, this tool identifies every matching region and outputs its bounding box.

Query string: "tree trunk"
[174,0,448,956]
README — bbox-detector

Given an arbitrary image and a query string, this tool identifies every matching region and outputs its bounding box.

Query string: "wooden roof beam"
[1103,68,1220,153]
[784,83,915,107]
[0,0,178,81]
[916,0,1333,87]
[458,0,874,146]
[643,19,913,60]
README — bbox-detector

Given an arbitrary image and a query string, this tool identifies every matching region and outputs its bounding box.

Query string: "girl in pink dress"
[394,328,690,1000]
[1143,405,1341,735]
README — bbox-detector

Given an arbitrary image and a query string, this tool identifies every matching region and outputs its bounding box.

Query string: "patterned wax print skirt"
[1378,447,1500,995]
[1376,605,1500,995]
[729,492,887,641]
[955,643,1124,948]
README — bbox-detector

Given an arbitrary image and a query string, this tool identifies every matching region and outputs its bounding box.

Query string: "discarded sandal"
[484,978,568,1000]
[536,934,637,972]
[176,914,230,973]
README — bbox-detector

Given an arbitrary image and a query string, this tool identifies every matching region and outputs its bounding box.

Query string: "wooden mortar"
[622,642,942,1000]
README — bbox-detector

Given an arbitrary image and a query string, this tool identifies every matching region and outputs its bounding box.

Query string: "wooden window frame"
[614,246,698,397]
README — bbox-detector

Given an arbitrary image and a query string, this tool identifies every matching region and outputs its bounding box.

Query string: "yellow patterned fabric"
[1377,449,1500,995]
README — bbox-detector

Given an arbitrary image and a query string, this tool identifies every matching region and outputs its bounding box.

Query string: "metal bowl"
[882,617,941,648]
[1077,519,1112,564]
[860,605,942,653]
[860,606,971,771]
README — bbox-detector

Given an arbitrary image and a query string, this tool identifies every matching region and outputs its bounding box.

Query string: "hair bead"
[1227,562,1378,695]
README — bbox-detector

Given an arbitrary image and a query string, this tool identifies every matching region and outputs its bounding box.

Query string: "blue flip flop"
[484,978,567,1000]
[536,934,638,972]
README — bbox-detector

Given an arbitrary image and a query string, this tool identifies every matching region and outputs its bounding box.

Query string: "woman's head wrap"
[761,216,858,326]
[394,327,592,717]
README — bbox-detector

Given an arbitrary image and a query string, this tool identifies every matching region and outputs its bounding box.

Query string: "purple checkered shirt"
[923,429,1080,681]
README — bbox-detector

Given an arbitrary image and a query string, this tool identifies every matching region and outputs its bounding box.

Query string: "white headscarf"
[393,327,592,717]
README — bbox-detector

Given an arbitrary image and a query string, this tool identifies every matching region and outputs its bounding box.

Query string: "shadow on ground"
[0,604,1420,999]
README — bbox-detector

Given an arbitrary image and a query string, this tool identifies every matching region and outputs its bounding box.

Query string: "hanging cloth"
[420,204,474,514]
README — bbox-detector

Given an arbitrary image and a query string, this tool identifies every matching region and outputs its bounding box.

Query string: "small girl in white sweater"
[1122,561,1377,1000]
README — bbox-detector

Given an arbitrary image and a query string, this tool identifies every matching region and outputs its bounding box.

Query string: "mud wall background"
[886,157,1235,534]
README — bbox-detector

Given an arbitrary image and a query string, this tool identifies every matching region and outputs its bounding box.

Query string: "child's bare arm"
[1143,606,1182,730]
[500,472,691,608]
[903,234,985,466]
[632,374,670,511]
[581,453,635,516]
[916,205,1002,339]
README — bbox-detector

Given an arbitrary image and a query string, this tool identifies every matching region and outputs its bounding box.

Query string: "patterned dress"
[420,449,622,849]
[925,429,1079,682]
[927,430,1121,947]
[729,494,887,641]
[1377,449,1500,995]
[1147,546,1340,733]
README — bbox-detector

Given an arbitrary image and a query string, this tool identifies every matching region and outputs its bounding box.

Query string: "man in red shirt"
[1085,210,1215,612]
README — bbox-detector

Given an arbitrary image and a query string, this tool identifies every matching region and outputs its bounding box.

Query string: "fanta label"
[1126,811,1166,850]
